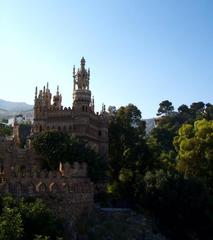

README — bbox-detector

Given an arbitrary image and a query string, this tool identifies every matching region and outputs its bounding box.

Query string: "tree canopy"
[157,100,174,116]
[174,119,213,193]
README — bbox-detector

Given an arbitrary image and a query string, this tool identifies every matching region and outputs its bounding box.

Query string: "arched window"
[49,183,59,193]
[36,182,47,193]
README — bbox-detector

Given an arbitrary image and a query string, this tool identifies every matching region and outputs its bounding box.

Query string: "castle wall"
[0,139,94,221]
[33,107,108,159]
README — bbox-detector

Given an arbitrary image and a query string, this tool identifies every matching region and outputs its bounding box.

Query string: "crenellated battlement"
[0,157,94,220]
[8,162,88,180]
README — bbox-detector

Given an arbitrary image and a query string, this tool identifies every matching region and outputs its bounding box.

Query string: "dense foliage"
[107,101,213,240]
[139,170,213,240]
[107,104,155,206]
[32,131,106,183]
[174,119,213,193]
[0,196,64,240]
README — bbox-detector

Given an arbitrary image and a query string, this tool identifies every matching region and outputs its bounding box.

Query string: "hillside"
[0,99,33,120]
[0,99,33,112]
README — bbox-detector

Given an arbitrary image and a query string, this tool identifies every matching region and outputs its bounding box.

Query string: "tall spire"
[35,86,38,99]
[80,57,86,69]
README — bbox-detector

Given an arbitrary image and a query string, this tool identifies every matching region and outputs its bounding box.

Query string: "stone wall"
[0,138,94,221]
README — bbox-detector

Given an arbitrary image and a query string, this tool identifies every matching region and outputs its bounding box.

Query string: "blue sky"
[0,0,212,118]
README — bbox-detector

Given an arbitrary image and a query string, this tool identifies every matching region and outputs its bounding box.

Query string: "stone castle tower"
[33,58,108,158]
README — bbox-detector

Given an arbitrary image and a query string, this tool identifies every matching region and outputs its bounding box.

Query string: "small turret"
[53,86,62,110]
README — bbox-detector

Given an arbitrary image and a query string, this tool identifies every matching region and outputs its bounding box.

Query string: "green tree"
[0,196,65,240]
[174,119,213,192]
[204,103,213,120]
[18,198,64,240]
[32,130,71,169]
[67,138,107,183]
[190,101,205,120]
[178,104,189,113]
[157,100,174,116]
[108,104,153,204]
[33,131,106,183]
[147,113,179,171]
[139,170,213,240]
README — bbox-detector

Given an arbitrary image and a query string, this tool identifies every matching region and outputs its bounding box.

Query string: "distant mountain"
[0,108,8,113]
[0,99,33,112]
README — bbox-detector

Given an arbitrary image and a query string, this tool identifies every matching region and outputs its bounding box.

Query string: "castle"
[0,58,108,220]
[33,57,108,159]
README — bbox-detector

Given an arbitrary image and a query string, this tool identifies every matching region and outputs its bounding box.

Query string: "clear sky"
[0,0,212,118]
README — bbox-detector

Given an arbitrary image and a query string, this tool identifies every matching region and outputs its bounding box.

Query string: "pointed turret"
[72,58,92,112]
[73,57,90,91]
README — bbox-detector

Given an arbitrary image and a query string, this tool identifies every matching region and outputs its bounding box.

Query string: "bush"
[0,196,65,240]
[139,170,213,240]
